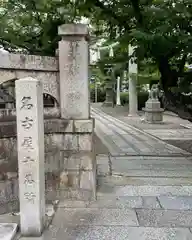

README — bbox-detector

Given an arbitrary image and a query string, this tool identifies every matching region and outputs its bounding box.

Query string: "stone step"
[158,196,192,210]
[89,196,161,209]
[111,156,192,164]
[136,209,192,228]
[112,162,192,171]
[97,185,192,197]
[97,176,192,186]
[90,195,192,211]
[43,225,192,240]
[112,169,192,177]
[51,207,139,226]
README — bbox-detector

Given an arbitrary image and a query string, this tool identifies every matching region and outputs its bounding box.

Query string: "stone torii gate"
[0,24,96,237]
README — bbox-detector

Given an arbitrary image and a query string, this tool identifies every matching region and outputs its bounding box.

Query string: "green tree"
[83,0,192,120]
[0,0,83,55]
[1,0,192,120]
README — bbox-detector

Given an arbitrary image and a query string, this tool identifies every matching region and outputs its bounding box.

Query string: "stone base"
[0,223,18,240]
[143,108,164,123]
[128,113,139,117]
[145,99,160,109]
[0,119,96,203]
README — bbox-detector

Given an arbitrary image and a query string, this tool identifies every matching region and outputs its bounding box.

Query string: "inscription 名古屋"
[21,117,33,129]
[21,137,34,150]
[20,96,33,110]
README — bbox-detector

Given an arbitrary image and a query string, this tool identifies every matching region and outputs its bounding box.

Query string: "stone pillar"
[128,45,138,116]
[103,79,114,107]
[58,24,89,119]
[58,24,96,201]
[116,76,121,106]
[15,77,45,237]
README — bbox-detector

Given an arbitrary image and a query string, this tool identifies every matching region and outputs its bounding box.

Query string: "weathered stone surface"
[44,120,73,133]
[0,180,18,208]
[78,134,93,151]
[40,226,192,240]
[80,171,93,190]
[98,175,192,186]
[16,77,45,236]
[5,179,18,202]
[0,201,19,215]
[97,185,192,197]
[59,171,80,188]
[74,119,94,133]
[145,100,161,109]
[0,53,58,71]
[0,108,60,123]
[97,164,110,175]
[58,23,88,37]
[89,196,161,209]
[158,196,192,210]
[61,152,94,171]
[112,169,192,177]
[58,200,89,208]
[142,197,161,209]
[0,223,18,240]
[45,152,61,172]
[143,99,164,123]
[64,134,79,151]
[136,209,192,227]
[52,208,139,226]
[0,119,93,137]
[0,70,59,104]
[59,189,94,201]
[58,24,89,119]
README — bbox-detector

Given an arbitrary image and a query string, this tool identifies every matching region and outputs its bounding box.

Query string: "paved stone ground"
[93,103,192,154]
[92,107,190,157]
[16,105,192,239]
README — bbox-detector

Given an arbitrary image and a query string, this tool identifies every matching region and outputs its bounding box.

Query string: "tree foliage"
[1,0,192,119]
[84,0,192,120]
[0,0,83,55]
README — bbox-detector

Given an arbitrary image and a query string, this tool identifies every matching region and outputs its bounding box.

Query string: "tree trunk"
[161,91,192,122]
[158,57,192,122]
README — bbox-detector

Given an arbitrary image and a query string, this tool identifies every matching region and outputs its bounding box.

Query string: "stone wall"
[0,118,95,214]
[0,107,60,122]
[0,24,96,219]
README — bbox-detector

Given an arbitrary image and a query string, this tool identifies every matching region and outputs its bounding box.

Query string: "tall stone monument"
[58,24,96,200]
[15,77,45,236]
[58,23,89,119]
[143,84,164,123]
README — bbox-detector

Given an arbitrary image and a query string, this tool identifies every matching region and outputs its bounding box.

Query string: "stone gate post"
[58,24,96,200]
[58,23,89,119]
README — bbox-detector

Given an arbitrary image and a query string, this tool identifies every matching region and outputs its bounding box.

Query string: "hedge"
[90,88,106,103]
[120,91,149,110]
[90,88,149,110]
